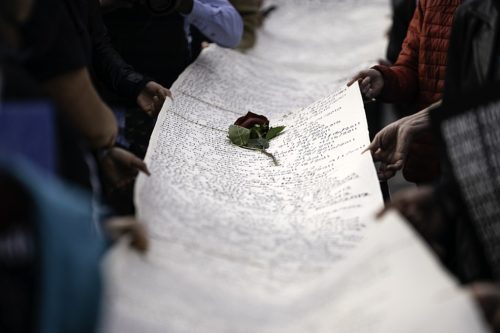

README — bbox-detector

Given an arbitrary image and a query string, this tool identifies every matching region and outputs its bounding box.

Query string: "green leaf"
[265,126,286,140]
[249,126,262,139]
[247,138,270,149]
[228,125,250,146]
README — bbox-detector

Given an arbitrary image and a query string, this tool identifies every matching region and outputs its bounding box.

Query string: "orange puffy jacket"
[373,0,461,183]
[374,0,461,109]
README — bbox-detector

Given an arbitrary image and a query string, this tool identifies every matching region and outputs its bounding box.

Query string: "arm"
[88,0,150,102]
[186,0,243,48]
[89,0,171,116]
[20,0,117,149]
[43,68,117,150]
[372,0,424,103]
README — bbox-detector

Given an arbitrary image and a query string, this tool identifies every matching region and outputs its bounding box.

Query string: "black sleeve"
[20,0,87,81]
[88,0,152,102]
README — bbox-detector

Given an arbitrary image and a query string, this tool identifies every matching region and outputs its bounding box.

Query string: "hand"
[137,81,171,117]
[470,283,500,332]
[364,108,432,180]
[105,216,149,253]
[99,147,150,190]
[378,186,448,257]
[347,69,384,99]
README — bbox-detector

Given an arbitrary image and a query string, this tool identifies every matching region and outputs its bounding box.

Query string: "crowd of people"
[1,0,500,332]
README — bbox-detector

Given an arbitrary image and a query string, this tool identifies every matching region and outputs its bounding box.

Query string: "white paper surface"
[100,1,489,332]
[101,211,489,333]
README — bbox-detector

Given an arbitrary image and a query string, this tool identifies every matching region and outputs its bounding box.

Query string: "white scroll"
[100,1,489,332]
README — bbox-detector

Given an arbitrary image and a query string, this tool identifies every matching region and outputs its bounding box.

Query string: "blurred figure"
[349,0,461,183]
[4,0,160,216]
[229,0,262,50]
[0,161,104,333]
[227,0,276,51]
[0,157,149,333]
[19,0,118,152]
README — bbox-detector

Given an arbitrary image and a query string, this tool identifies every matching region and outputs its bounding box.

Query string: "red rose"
[234,112,269,129]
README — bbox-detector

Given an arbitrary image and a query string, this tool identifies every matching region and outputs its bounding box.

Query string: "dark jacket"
[19,0,150,102]
[64,0,152,104]
[443,0,500,101]
[104,7,191,88]
[435,0,500,282]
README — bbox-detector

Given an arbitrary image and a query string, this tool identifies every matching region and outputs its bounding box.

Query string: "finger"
[378,167,396,180]
[382,169,396,180]
[347,73,364,86]
[360,76,371,87]
[360,78,371,95]
[144,104,154,116]
[347,77,357,87]
[161,88,172,99]
[105,217,149,253]
[373,148,388,162]
[361,86,370,97]
[385,159,404,171]
[367,132,384,154]
[153,95,162,112]
[366,88,374,99]
[132,158,151,176]
[153,87,167,100]
[362,140,378,154]
[376,202,394,219]
[129,223,149,253]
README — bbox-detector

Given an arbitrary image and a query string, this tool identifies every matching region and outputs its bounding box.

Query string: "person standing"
[349,0,461,183]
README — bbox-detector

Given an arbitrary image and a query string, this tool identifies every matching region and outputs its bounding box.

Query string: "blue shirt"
[186,0,244,48]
